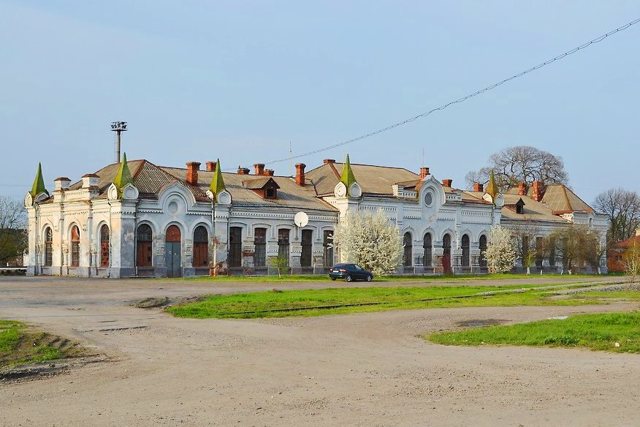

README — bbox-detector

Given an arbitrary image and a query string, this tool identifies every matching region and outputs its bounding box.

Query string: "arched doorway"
[461,234,470,270]
[442,233,452,274]
[193,226,209,269]
[70,225,80,267]
[165,225,182,277]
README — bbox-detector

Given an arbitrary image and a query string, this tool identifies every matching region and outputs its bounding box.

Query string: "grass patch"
[179,273,604,283]
[166,283,626,319]
[0,320,78,369]
[428,311,640,353]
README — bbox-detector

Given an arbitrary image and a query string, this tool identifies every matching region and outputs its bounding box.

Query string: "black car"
[329,263,373,282]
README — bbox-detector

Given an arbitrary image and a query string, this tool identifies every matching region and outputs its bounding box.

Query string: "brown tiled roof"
[500,193,569,224]
[539,184,594,214]
[241,177,278,190]
[306,162,420,196]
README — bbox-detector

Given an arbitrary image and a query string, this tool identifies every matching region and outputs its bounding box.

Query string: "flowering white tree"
[332,210,403,276]
[485,225,517,273]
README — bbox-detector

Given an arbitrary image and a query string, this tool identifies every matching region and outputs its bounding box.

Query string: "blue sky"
[1,1,638,204]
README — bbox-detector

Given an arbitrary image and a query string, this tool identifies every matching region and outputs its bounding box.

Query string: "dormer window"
[265,187,276,199]
[242,177,280,200]
[516,198,525,214]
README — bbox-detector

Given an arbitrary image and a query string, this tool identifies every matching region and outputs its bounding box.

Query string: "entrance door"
[442,233,452,274]
[165,225,182,277]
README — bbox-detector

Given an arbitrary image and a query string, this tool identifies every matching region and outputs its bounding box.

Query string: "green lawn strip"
[166,283,612,319]
[178,273,604,283]
[0,320,69,369]
[428,311,640,353]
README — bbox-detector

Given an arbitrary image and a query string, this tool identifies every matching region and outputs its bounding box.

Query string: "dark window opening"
[403,232,412,267]
[461,234,470,267]
[301,229,312,267]
[254,228,267,267]
[228,227,242,268]
[323,230,334,267]
[278,229,290,266]
[479,235,488,268]
[265,187,276,199]
[44,227,53,267]
[423,233,432,267]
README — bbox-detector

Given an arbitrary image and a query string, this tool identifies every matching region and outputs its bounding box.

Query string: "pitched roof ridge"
[335,162,419,175]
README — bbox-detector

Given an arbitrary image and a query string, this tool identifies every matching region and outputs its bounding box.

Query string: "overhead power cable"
[266,17,640,165]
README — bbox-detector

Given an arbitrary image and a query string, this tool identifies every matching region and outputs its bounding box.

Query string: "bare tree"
[0,196,27,265]
[466,146,569,191]
[593,188,640,244]
[509,221,540,274]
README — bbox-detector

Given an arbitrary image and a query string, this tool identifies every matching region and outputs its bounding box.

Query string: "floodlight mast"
[111,121,128,163]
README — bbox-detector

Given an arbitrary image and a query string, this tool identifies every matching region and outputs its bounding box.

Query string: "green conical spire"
[340,154,357,194]
[486,169,498,202]
[29,162,47,198]
[113,152,133,196]
[209,159,226,198]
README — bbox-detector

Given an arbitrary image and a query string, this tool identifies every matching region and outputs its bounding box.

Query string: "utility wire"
[266,17,640,165]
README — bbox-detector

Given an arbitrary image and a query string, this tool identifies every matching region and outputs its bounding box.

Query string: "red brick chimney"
[442,179,453,188]
[254,163,265,176]
[532,180,545,202]
[517,182,527,196]
[295,163,306,186]
[323,159,335,164]
[237,166,250,175]
[206,161,217,172]
[264,169,274,176]
[186,162,200,185]
[473,182,484,192]
[419,167,430,180]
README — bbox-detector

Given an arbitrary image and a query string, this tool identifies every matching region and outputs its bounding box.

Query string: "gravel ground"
[0,275,638,427]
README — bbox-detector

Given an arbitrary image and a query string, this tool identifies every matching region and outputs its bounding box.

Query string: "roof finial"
[486,169,498,203]
[29,162,48,198]
[340,154,357,195]
[209,158,226,197]
[113,152,133,197]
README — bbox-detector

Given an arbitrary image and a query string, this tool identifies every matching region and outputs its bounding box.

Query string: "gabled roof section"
[500,192,570,224]
[30,162,48,197]
[306,161,419,196]
[539,184,594,214]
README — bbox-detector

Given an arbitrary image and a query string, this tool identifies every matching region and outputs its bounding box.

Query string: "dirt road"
[0,276,638,426]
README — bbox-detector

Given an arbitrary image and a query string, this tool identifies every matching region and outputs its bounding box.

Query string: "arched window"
[403,232,412,267]
[44,227,53,267]
[461,234,470,268]
[100,224,110,267]
[254,228,267,268]
[70,225,80,267]
[423,233,432,267]
[193,226,209,267]
[479,235,488,269]
[136,224,153,267]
